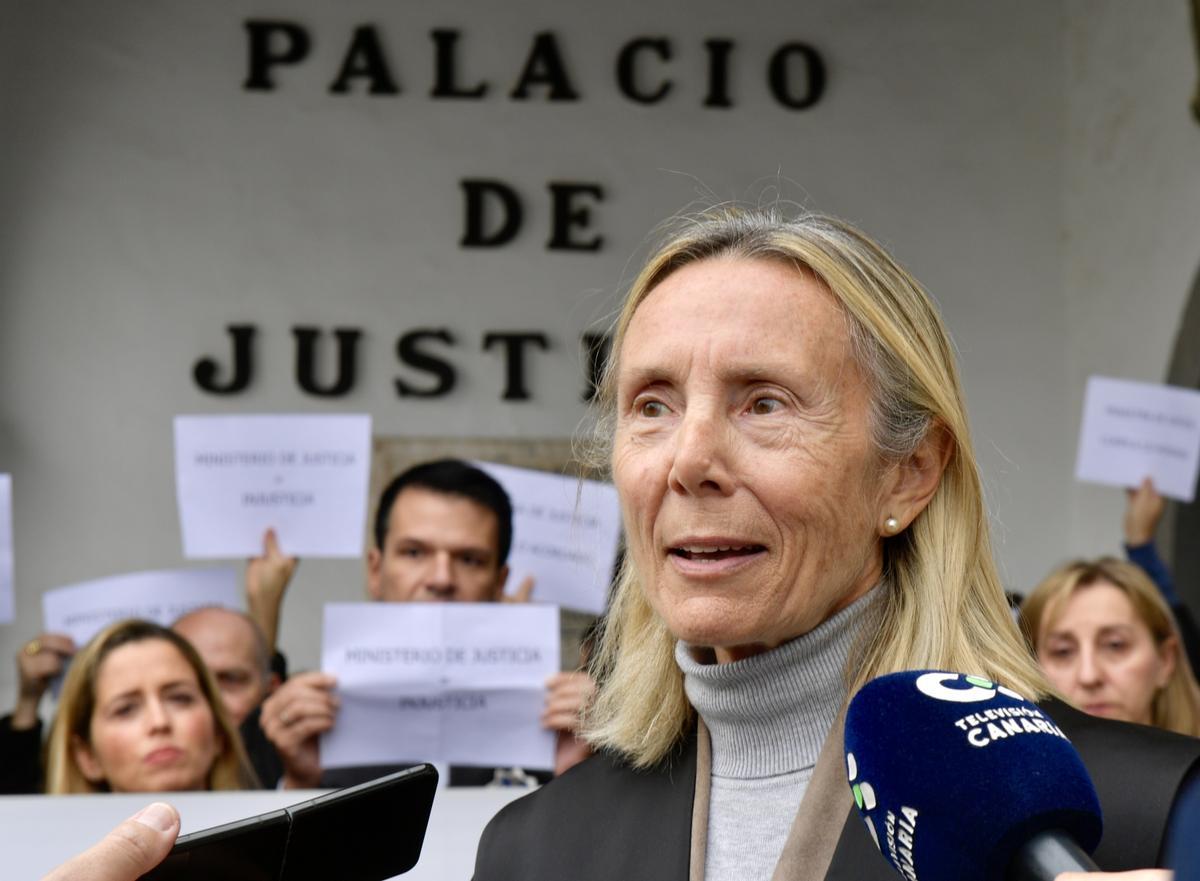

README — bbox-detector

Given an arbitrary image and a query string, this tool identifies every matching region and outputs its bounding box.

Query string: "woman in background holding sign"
[45,619,255,793]
[473,208,1200,881]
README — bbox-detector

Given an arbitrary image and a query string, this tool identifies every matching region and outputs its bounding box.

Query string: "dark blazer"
[474,699,1200,880]
[0,714,43,794]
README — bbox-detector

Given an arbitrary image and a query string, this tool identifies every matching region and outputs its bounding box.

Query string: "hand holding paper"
[541,671,594,734]
[1123,478,1166,546]
[13,633,75,729]
[245,528,299,652]
[259,671,339,789]
[501,575,536,604]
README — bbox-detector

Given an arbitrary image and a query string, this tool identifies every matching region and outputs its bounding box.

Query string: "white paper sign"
[321,603,559,771]
[475,461,621,614]
[1075,376,1200,502]
[42,567,241,649]
[174,413,372,558]
[0,475,13,624]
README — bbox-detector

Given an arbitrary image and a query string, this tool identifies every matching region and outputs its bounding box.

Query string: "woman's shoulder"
[1043,697,1200,870]
[473,741,698,881]
[1046,696,1200,765]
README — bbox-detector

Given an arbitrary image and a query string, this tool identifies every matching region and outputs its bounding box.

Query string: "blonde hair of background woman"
[580,207,1050,768]
[1019,557,1200,737]
[45,618,257,793]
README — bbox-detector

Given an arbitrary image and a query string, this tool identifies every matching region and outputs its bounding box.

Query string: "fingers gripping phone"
[139,764,439,881]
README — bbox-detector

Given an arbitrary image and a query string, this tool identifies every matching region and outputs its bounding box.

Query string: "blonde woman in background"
[45,619,255,793]
[1021,557,1200,738]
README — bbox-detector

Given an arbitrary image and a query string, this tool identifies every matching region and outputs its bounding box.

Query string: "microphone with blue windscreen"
[844,670,1103,881]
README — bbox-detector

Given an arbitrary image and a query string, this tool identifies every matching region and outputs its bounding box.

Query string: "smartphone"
[140,764,439,881]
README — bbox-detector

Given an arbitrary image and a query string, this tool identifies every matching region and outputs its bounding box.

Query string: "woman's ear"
[366,546,384,601]
[1154,635,1179,689]
[70,733,106,784]
[881,422,954,533]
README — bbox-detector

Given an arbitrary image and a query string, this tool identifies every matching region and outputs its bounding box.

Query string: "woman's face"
[1037,581,1176,726]
[73,638,221,792]
[612,256,894,661]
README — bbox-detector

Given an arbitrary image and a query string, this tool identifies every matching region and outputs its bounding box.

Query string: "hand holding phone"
[139,764,438,881]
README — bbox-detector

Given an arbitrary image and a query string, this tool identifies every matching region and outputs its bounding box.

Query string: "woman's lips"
[143,746,184,766]
[666,541,767,577]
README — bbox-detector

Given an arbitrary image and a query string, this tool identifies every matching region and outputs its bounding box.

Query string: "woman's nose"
[1075,648,1103,688]
[145,698,171,731]
[667,407,733,497]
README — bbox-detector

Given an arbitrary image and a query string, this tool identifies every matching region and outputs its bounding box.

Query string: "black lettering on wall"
[767,43,825,110]
[616,38,673,104]
[396,329,458,397]
[293,327,361,397]
[461,179,524,247]
[483,332,549,401]
[244,20,311,91]
[510,32,579,101]
[581,332,612,402]
[430,29,488,99]
[547,183,604,252]
[194,325,257,394]
[702,39,735,108]
[329,25,400,95]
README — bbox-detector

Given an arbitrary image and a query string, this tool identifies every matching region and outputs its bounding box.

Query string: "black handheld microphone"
[844,671,1103,881]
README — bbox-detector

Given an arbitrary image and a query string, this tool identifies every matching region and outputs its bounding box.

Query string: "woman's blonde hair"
[581,207,1049,767]
[45,618,258,793]
[1019,557,1200,737]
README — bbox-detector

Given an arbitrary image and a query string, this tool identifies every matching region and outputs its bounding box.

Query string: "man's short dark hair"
[373,459,513,565]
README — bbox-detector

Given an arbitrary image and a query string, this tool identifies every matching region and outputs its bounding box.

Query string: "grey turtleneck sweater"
[675,590,876,881]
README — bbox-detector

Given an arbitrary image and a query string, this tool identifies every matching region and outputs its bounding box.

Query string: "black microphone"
[844,670,1102,881]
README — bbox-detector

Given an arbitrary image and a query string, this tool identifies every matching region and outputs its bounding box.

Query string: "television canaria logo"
[847,751,920,881]
[914,671,1024,703]
[846,751,880,848]
[915,671,1070,748]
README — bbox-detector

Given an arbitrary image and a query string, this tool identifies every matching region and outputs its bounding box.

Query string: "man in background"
[257,458,592,788]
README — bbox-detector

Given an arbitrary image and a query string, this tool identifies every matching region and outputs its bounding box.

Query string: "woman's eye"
[750,396,783,415]
[638,400,668,417]
[168,692,197,706]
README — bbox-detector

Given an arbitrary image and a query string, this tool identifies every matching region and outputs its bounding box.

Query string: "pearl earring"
[884,517,900,535]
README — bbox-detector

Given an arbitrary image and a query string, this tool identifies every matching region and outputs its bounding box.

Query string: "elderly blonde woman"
[473,209,1200,881]
[1021,557,1200,738]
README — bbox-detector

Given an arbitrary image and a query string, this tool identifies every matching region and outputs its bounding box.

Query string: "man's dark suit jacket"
[474,699,1200,880]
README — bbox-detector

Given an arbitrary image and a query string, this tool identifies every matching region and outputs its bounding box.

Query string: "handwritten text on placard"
[1075,376,1200,502]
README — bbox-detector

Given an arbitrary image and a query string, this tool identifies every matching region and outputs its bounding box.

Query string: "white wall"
[0,1,1194,712]
[1062,0,1200,574]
